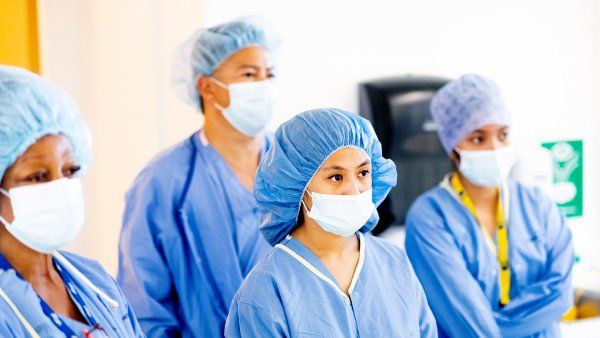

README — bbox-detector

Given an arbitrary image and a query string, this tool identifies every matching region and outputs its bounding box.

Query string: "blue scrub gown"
[118,131,272,337]
[225,233,437,337]
[405,177,574,337]
[0,251,143,337]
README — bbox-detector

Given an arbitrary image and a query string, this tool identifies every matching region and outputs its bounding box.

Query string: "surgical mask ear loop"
[210,77,230,112]
[210,77,229,90]
[301,191,313,213]
[0,188,11,227]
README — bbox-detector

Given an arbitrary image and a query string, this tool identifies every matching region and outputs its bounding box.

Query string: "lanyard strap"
[0,254,97,337]
[450,174,511,306]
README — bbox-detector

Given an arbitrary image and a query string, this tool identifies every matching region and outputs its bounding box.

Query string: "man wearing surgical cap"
[117,16,282,337]
[225,108,437,337]
[405,74,574,337]
[0,65,143,337]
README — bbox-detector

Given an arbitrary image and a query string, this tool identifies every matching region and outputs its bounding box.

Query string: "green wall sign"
[541,140,583,218]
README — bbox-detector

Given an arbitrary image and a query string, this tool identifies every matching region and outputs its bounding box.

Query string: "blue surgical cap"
[171,15,282,111]
[0,66,92,181]
[255,108,397,246]
[430,74,510,154]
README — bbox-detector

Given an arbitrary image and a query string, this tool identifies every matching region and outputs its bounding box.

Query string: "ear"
[450,150,460,168]
[198,76,214,102]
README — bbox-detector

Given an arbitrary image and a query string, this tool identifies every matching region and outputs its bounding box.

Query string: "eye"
[267,72,276,79]
[65,165,81,177]
[358,170,370,177]
[242,71,256,79]
[499,130,509,141]
[328,174,343,182]
[470,136,483,145]
[25,171,47,183]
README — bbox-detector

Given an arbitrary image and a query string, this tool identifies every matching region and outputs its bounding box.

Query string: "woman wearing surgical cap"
[0,66,143,337]
[405,75,574,337]
[225,108,437,337]
[117,16,281,337]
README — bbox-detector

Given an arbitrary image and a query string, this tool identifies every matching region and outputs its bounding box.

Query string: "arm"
[117,175,181,338]
[495,198,574,337]
[225,300,288,338]
[405,205,502,338]
[405,252,438,338]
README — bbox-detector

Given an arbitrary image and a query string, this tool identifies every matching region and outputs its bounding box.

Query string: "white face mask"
[211,78,276,136]
[302,189,375,237]
[0,178,85,254]
[458,145,517,187]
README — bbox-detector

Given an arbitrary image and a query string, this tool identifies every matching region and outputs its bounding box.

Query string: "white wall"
[36,0,600,273]
[38,0,204,274]
[205,0,600,263]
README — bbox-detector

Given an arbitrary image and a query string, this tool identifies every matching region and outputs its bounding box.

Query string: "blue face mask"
[458,145,517,187]
[302,189,375,237]
[211,78,276,136]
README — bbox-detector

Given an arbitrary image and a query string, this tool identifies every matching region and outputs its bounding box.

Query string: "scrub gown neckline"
[198,130,267,195]
[275,233,366,299]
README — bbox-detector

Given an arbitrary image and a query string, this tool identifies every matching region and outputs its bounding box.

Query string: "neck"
[456,171,498,206]
[291,218,358,258]
[0,228,58,282]
[203,108,263,161]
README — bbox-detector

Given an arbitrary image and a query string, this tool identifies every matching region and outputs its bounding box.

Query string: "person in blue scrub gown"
[225,108,437,338]
[0,65,143,337]
[117,16,282,337]
[405,74,574,337]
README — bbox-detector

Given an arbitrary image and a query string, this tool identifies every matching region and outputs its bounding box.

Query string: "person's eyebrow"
[236,65,262,71]
[356,160,370,168]
[321,164,348,171]
[321,160,371,171]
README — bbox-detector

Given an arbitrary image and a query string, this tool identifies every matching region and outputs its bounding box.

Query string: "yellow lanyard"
[451,174,511,306]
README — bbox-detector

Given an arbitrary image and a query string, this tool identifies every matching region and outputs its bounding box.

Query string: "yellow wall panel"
[0,0,40,73]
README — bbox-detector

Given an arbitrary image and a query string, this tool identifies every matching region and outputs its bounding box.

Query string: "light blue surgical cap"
[171,15,282,111]
[0,65,92,181]
[430,74,510,154]
[255,108,397,246]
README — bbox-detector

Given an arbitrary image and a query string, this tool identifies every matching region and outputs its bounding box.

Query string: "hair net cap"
[0,66,92,181]
[171,15,282,112]
[430,74,510,154]
[255,108,397,246]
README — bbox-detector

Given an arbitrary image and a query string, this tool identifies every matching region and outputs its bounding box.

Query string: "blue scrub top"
[0,251,143,337]
[117,131,272,337]
[226,233,437,337]
[405,177,574,337]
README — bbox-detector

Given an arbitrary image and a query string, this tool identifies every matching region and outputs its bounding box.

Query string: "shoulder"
[509,180,553,208]
[364,235,411,268]
[233,246,296,304]
[405,186,453,230]
[407,186,451,216]
[58,251,117,292]
[127,134,197,196]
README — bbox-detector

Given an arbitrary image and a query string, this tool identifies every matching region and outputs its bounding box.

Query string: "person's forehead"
[321,148,370,168]
[15,135,75,164]
[218,46,272,70]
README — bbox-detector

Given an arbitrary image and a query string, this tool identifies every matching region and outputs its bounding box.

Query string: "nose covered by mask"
[211,77,276,136]
[302,189,375,237]
[0,178,85,254]
[457,145,517,187]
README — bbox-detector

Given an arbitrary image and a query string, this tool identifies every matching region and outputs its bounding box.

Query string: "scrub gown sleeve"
[117,172,181,337]
[405,205,502,338]
[226,300,288,338]
[225,270,289,338]
[494,195,574,337]
[405,252,438,338]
